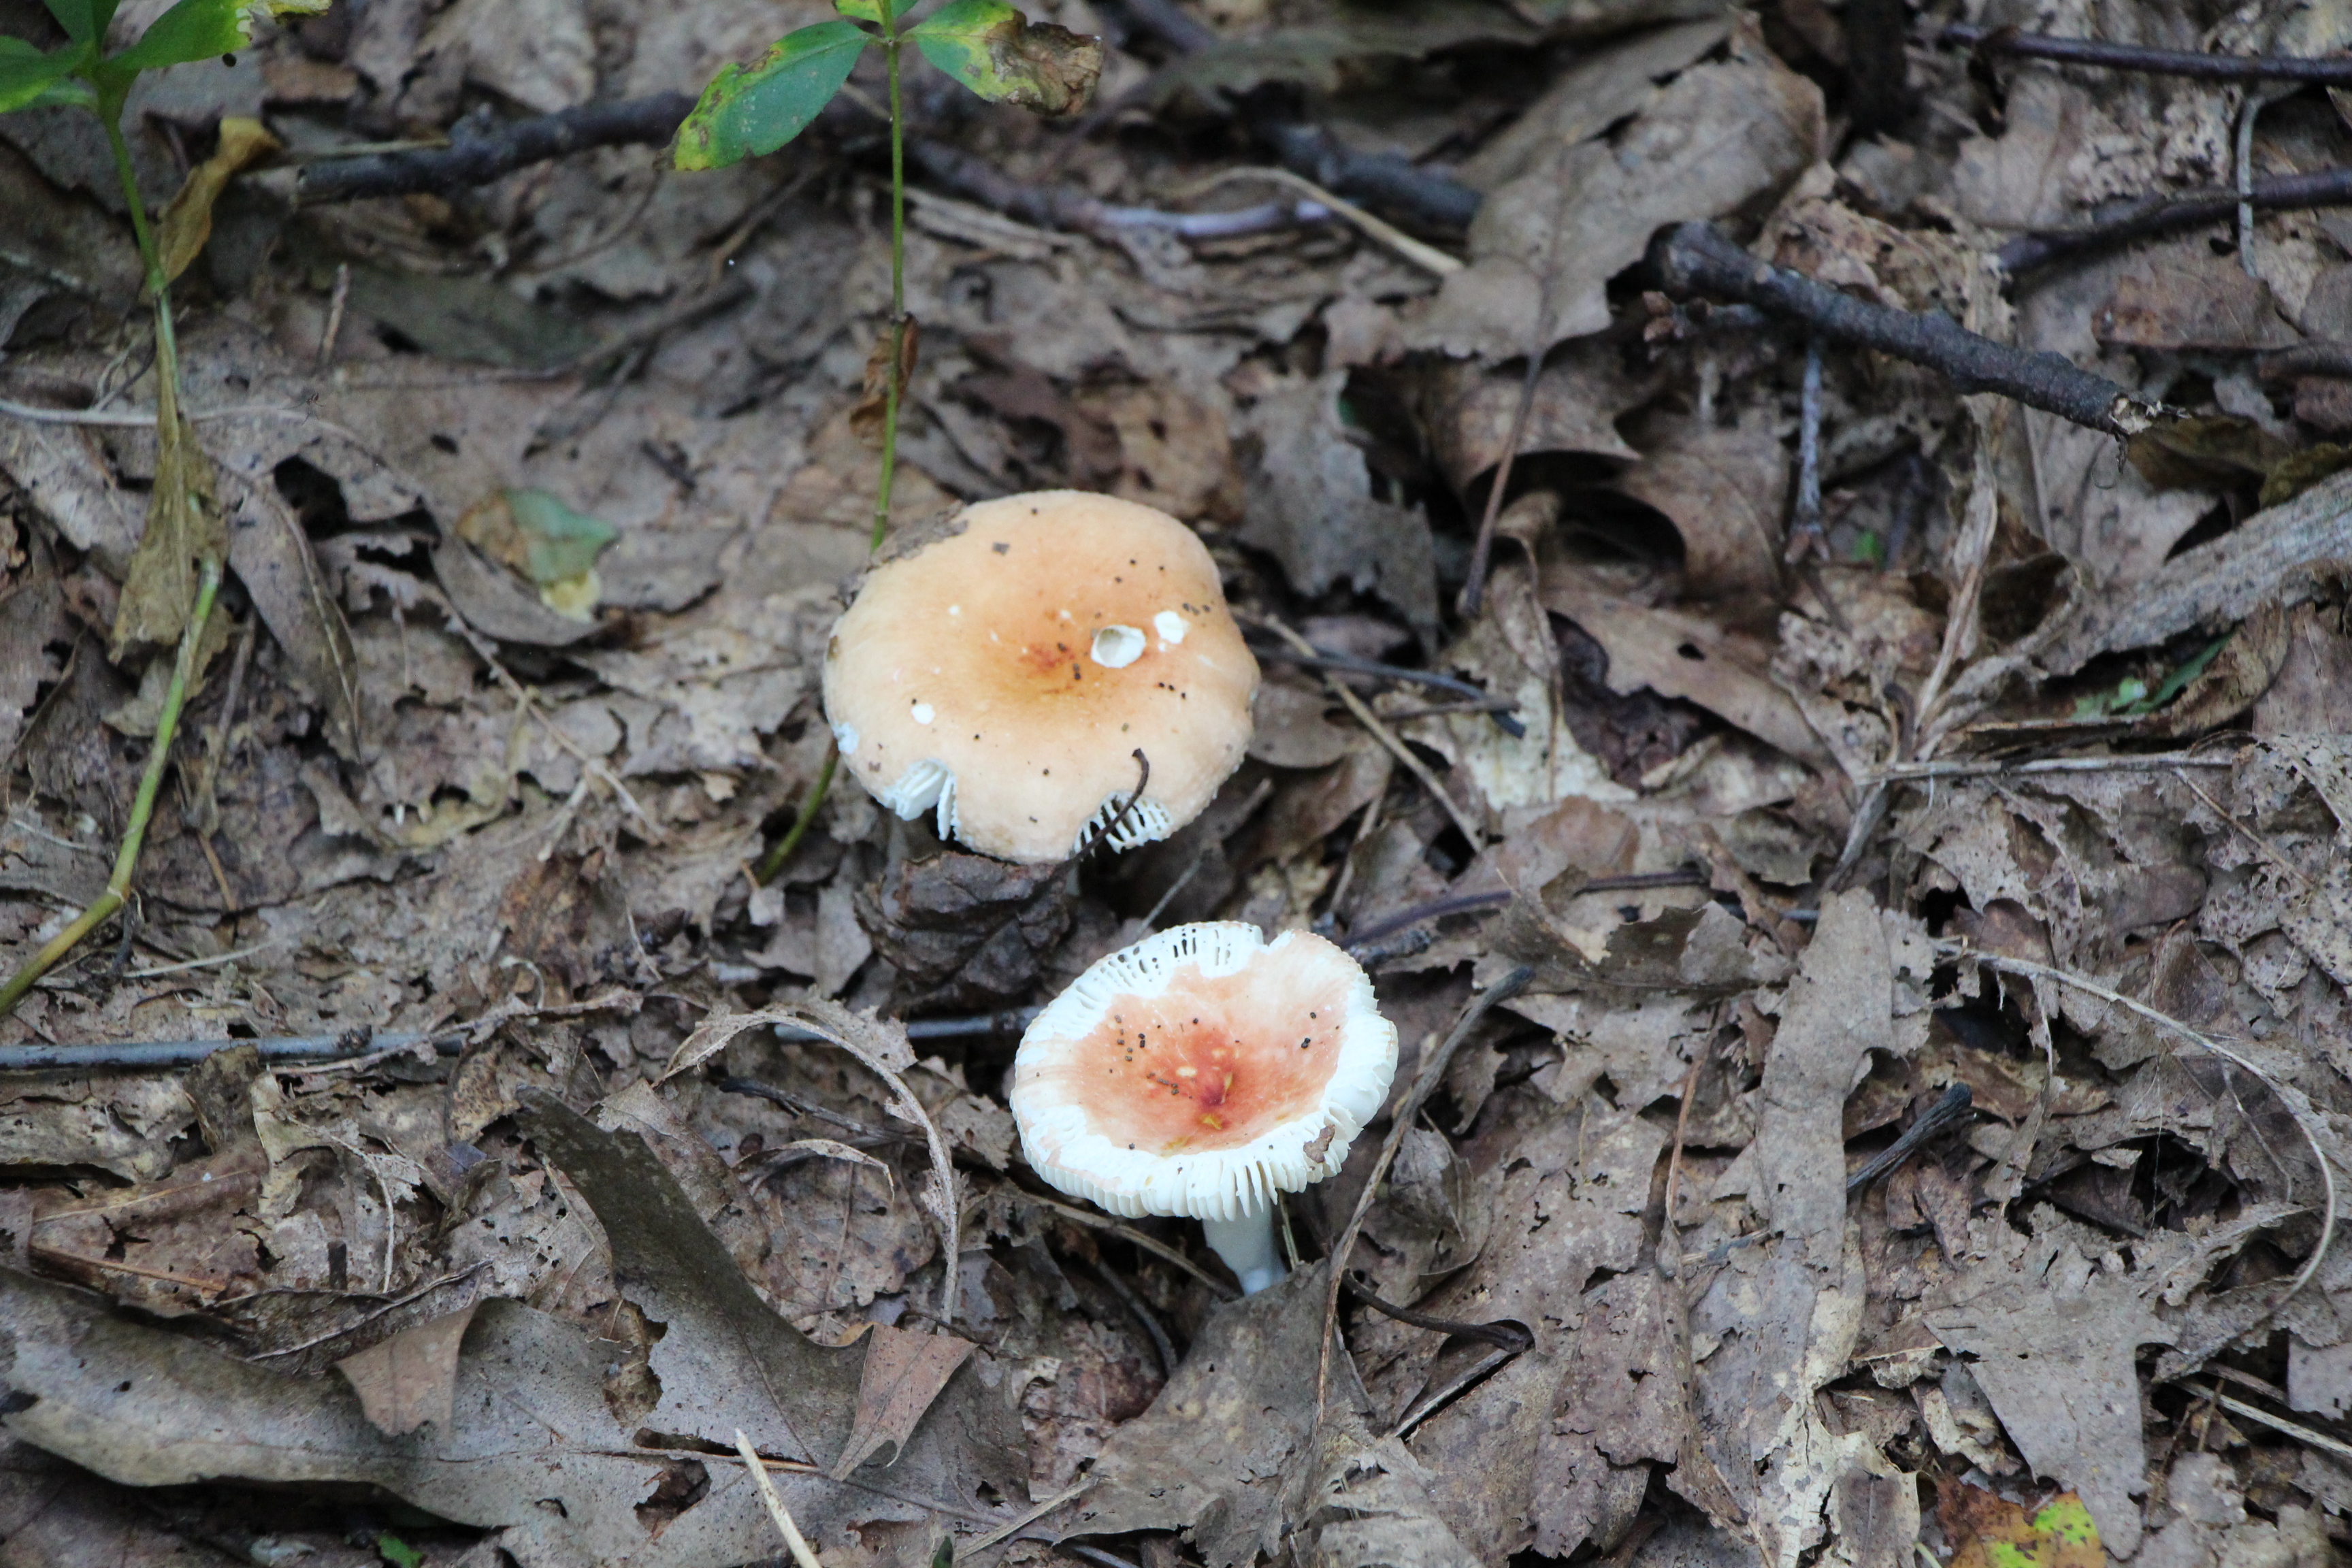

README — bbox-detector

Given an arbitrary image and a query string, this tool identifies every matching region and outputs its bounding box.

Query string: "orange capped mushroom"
[1010,922,1397,1293]
[821,491,1258,864]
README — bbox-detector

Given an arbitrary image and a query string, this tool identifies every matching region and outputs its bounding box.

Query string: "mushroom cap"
[821,491,1258,864]
[1009,922,1398,1222]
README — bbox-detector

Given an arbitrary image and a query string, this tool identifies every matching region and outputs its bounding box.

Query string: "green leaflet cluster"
[673,0,1104,171]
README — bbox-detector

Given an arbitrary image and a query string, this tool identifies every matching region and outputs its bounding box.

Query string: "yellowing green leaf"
[834,0,917,23]
[673,20,868,172]
[455,488,617,623]
[1945,1486,2102,1568]
[907,0,1102,116]
[155,116,280,283]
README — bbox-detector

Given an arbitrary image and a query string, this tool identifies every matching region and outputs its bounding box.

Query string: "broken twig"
[1999,166,2352,278]
[1650,222,2160,436]
[1941,23,2352,86]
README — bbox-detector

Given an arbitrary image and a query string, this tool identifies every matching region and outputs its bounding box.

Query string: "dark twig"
[1090,1261,1179,1375]
[1456,350,1544,621]
[2257,343,2352,380]
[1341,1271,1532,1352]
[1247,641,1525,736]
[1845,1083,1974,1193]
[1651,223,2160,436]
[1941,22,2352,85]
[0,1009,1042,1072]
[1999,167,2352,278]
[1341,868,1710,951]
[298,94,696,203]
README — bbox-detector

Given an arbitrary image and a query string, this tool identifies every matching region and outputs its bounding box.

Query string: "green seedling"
[2069,633,2230,721]
[672,0,1101,881]
[0,0,323,1018]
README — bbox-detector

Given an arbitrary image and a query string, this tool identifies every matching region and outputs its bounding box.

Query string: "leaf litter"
[8,0,2352,1565]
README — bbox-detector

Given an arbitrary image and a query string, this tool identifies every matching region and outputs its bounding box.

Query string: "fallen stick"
[0,1009,1040,1071]
[1941,22,2352,85]
[1649,221,2161,436]
[1999,166,2352,278]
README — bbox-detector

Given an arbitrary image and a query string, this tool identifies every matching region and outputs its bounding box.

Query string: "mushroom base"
[1202,1203,1286,1296]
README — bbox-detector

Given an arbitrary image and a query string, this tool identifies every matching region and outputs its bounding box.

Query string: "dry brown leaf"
[1407,16,1822,359]
[332,1301,480,1438]
[1924,1207,2183,1557]
[829,1324,977,1480]
[1684,892,1899,1568]
[1616,411,1788,600]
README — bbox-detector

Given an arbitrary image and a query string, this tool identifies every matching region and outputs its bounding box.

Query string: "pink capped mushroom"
[821,490,1258,864]
[1009,921,1397,1294]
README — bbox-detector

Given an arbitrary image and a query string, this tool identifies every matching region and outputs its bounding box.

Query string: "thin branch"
[732,1431,826,1568]
[1250,614,1485,849]
[1941,22,2352,85]
[1859,749,2240,785]
[1650,222,2159,436]
[1845,1083,1974,1193]
[1341,1271,1531,1352]
[1998,166,2352,279]
[1341,868,1710,951]
[0,1009,1039,1072]
[298,94,696,203]
[2182,1384,2352,1463]
[1247,640,1525,735]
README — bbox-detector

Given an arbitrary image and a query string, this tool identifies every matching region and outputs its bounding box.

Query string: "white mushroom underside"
[1011,923,1397,1224]
[874,760,1177,855]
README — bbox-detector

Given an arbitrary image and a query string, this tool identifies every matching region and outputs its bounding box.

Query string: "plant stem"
[869,20,909,553]
[0,560,221,1019]
[0,88,222,1024]
[754,744,838,885]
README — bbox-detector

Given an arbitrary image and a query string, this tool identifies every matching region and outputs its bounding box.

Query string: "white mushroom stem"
[1202,1201,1286,1295]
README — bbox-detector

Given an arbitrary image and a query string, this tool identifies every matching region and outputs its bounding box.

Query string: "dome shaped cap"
[1010,922,1398,1223]
[821,491,1258,865]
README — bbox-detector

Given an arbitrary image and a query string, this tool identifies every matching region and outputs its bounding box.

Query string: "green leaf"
[0,36,88,113]
[42,0,100,45]
[111,0,329,74]
[834,0,917,22]
[503,489,618,586]
[376,1535,424,1568]
[673,20,867,171]
[907,0,1102,116]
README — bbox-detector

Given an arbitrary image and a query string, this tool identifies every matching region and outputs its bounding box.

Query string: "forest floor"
[4,0,2352,1565]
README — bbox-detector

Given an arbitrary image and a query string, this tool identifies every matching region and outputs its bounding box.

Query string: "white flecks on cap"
[1090,625,1145,669]
[1154,610,1188,646]
[911,702,936,725]
[1009,923,1397,1225]
[832,721,861,756]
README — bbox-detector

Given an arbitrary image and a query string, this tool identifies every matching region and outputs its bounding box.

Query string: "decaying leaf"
[110,399,228,661]
[1407,17,1822,359]
[154,117,282,285]
[909,0,1104,116]
[333,1301,480,1437]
